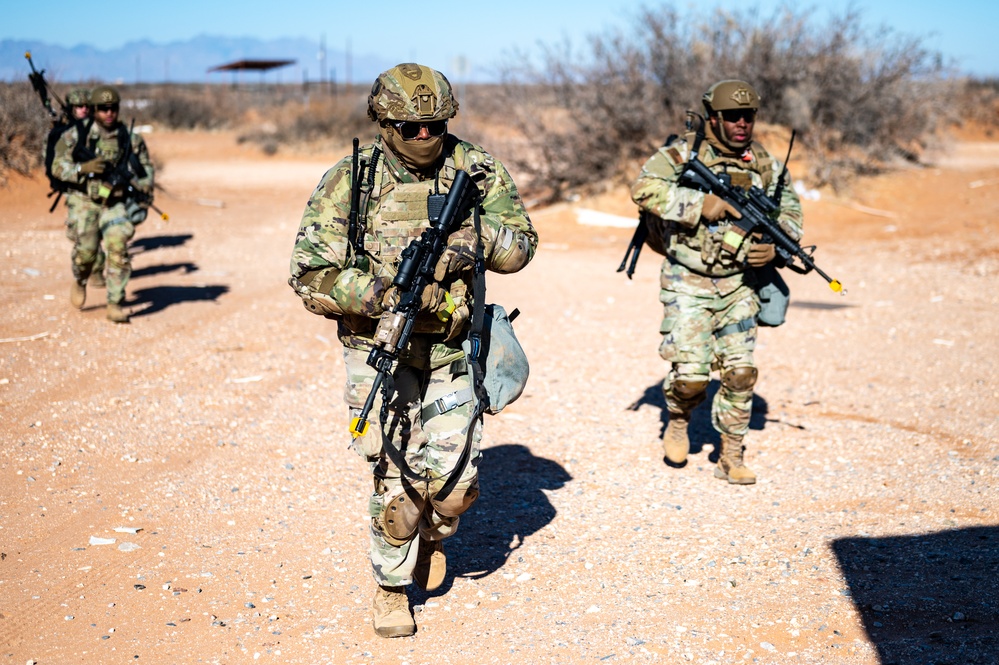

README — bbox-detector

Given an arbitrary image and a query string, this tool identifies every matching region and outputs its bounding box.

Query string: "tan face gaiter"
[379,124,444,175]
[706,115,750,156]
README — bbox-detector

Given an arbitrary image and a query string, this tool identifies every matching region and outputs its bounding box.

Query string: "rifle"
[618,134,678,279]
[349,169,476,438]
[25,51,68,120]
[617,213,650,280]
[100,119,169,220]
[678,112,842,293]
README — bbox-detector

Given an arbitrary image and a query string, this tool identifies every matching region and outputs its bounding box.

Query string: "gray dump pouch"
[461,303,529,415]
[753,264,790,327]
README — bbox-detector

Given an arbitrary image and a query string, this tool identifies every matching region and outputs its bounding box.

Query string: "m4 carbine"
[680,112,842,293]
[349,169,476,438]
[99,119,168,220]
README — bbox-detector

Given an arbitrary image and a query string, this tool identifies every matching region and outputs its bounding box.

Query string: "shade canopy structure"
[207,59,296,73]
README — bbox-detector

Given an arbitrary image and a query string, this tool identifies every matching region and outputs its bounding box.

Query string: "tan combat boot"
[106,303,130,324]
[714,434,757,485]
[70,281,86,309]
[89,272,106,288]
[662,414,691,464]
[414,538,446,591]
[372,585,415,638]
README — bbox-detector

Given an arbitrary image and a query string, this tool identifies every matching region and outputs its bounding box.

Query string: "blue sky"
[4,0,997,79]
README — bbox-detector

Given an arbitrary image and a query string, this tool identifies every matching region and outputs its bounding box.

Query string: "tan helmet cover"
[367,63,458,123]
[702,80,760,113]
[90,85,121,105]
[66,88,90,106]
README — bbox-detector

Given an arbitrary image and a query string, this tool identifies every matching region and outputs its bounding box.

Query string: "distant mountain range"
[2,36,396,86]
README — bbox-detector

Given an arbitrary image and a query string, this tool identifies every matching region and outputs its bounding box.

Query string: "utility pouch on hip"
[752,264,790,327]
[462,304,529,415]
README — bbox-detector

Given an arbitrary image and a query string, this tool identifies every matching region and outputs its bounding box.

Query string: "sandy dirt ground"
[1,128,998,665]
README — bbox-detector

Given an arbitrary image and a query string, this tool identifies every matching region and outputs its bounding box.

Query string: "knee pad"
[672,378,708,401]
[721,366,758,392]
[378,484,427,545]
[431,484,479,518]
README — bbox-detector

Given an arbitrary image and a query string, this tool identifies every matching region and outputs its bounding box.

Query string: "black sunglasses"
[96,104,119,113]
[720,108,756,123]
[391,119,447,140]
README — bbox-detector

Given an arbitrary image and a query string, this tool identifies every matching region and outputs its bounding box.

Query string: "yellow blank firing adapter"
[349,417,370,438]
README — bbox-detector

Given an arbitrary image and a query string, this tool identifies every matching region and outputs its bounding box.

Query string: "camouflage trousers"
[343,340,481,587]
[65,200,106,280]
[658,281,760,438]
[66,193,135,305]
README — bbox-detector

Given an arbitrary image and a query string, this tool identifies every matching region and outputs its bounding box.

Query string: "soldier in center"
[631,80,803,485]
[288,63,537,638]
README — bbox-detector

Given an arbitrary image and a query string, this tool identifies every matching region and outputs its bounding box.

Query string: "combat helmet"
[367,63,458,123]
[702,80,759,150]
[702,80,760,114]
[66,88,90,106]
[90,85,121,106]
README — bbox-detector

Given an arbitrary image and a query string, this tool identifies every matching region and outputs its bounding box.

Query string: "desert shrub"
[499,3,953,199]
[0,83,52,182]
[139,87,235,129]
[236,93,372,153]
[954,78,999,132]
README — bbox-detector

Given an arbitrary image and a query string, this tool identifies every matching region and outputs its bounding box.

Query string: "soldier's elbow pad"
[288,276,345,318]
[487,226,532,273]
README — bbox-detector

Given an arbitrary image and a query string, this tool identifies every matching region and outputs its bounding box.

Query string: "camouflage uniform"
[51,90,153,314]
[289,67,537,591]
[631,83,802,480]
[59,89,106,283]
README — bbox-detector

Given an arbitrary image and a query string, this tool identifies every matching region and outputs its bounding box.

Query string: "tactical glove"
[701,194,742,222]
[434,228,478,281]
[77,157,108,176]
[382,282,448,314]
[747,242,776,267]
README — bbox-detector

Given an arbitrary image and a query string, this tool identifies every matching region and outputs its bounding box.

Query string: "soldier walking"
[288,63,537,637]
[51,85,154,323]
[631,80,804,484]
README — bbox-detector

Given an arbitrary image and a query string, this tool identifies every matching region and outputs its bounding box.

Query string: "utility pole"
[345,38,352,89]
[318,33,327,93]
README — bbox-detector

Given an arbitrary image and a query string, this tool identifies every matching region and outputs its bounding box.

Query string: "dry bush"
[498,3,955,199]
[234,90,372,154]
[137,86,236,130]
[0,83,53,182]
[952,79,999,135]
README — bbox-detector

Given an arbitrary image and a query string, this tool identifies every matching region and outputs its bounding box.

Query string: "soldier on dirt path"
[61,88,107,289]
[52,85,155,324]
[631,80,804,484]
[288,63,537,637]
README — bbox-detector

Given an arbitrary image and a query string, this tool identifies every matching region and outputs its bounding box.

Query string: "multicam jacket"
[51,120,154,202]
[631,131,803,293]
[289,134,537,350]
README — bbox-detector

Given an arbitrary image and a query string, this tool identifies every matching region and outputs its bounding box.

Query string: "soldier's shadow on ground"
[415,443,571,600]
[627,379,770,464]
[832,527,999,665]
[129,233,193,254]
[131,262,199,279]
[126,284,229,318]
